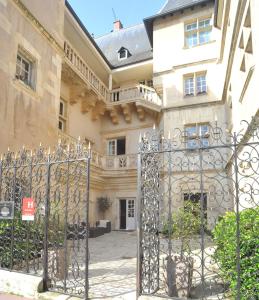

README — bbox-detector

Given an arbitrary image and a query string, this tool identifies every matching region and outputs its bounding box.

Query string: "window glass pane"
[60,102,64,116]
[119,49,127,59]
[201,138,209,147]
[16,53,32,87]
[184,77,194,95]
[200,124,209,136]
[22,59,30,72]
[117,138,126,155]
[108,140,116,155]
[186,33,198,48]
[58,120,64,131]
[199,30,211,44]
[186,126,197,137]
[187,139,198,149]
[23,71,29,83]
[197,75,207,93]
[128,200,134,217]
[199,18,211,28]
[185,22,197,31]
[16,65,21,76]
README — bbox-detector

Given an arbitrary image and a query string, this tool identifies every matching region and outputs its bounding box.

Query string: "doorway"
[119,199,136,230]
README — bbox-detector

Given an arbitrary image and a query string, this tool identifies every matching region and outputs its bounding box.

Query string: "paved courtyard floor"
[88,231,137,299]
[0,295,33,300]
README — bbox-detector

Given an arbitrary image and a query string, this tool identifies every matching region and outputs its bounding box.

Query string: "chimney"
[113,20,123,31]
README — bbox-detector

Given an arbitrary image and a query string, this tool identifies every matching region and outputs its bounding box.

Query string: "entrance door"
[120,199,127,229]
[126,199,135,230]
[120,199,136,230]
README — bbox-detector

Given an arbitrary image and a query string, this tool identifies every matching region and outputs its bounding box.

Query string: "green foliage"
[162,201,202,255]
[213,207,259,299]
[97,197,111,214]
[0,214,44,269]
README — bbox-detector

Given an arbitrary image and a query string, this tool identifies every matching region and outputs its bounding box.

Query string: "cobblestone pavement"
[0,295,33,300]
[88,231,137,299]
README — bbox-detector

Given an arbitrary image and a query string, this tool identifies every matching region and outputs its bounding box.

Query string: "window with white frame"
[107,137,126,156]
[184,76,195,96]
[184,72,207,96]
[185,17,212,48]
[184,124,210,149]
[15,50,35,89]
[196,74,207,94]
[58,99,67,132]
[118,47,130,60]
[128,199,135,217]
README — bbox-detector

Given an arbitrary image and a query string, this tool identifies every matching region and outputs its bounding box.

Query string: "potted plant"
[97,196,111,219]
[163,201,201,298]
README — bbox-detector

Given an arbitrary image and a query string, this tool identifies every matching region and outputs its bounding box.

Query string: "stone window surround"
[184,15,213,48]
[183,71,207,97]
[107,137,126,156]
[184,123,210,149]
[58,98,68,132]
[15,46,37,90]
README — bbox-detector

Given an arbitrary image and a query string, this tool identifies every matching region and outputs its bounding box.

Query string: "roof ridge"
[95,23,144,40]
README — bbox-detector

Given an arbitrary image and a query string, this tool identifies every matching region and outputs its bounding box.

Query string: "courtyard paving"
[88,231,137,299]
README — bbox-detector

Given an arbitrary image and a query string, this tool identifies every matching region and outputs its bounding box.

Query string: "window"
[107,137,126,156]
[184,72,207,96]
[58,99,67,132]
[196,74,207,94]
[139,80,153,88]
[184,77,194,96]
[16,50,35,89]
[118,47,131,60]
[184,193,207,220]
[185,17,212,48]
[128,200,135,218]
[185,124,209,149]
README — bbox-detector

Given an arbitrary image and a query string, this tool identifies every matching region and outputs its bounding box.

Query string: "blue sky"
[67,0,166,37]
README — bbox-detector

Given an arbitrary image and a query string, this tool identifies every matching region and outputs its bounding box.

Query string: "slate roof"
[159,0,211,14]
[95,23,153,68]
[144,0,214,46]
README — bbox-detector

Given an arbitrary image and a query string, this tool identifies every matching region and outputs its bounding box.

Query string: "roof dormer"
[118,47,131,60]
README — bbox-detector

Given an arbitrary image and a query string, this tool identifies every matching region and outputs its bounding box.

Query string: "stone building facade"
[0,0,258,229]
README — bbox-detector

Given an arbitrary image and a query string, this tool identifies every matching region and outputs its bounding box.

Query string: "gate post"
[43,151,51,291]
[136,150,142,298]
[85,149,91,300]
[233,132,241,299]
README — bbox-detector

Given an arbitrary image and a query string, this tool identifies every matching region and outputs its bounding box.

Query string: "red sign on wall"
[22,198,35,221]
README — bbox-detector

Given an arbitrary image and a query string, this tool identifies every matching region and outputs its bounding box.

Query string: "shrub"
[162,201,202,256]
[0,215,44,269]
[213,207,259,299]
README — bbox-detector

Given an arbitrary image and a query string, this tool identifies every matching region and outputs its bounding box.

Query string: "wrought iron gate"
[0,142,90,299]
[137,120,259,299]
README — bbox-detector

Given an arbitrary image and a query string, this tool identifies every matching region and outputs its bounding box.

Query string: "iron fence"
[0,142,91,299]
[137,119,259,299]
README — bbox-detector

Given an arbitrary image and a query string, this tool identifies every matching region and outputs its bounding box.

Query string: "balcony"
[62,41,162,123]
[63,41,109,103]
[58,132,137,171]
[110,85,162,108]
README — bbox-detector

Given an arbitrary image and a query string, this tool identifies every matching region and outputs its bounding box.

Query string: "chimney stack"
[113,20,123,31]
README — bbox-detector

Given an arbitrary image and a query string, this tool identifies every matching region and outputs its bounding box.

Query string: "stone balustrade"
[58,132,137,170]
[64,41,161,108]
[110,84,162,106]
[64,41,109,102]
